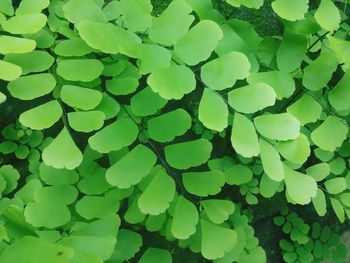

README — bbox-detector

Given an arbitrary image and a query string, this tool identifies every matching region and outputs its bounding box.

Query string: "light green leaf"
[228,82,276,113]
[77,20,141,54]
[238,246,266,263]
[147,64,196,100]
[272,0,309,21]
[330,198,345,223]
[61,85,103,110]
[120,0,152,32]
[183,170,225,197]
[247,70,295,100]
[284,164,317,205]
[314,0,341,32]
[165,139,212,169]
[276,29,307,73]
[226,0,263,8]
[0,236,73,263]
[54,38,94,57]
[2,14,47,34]
[4,50,54,75]
[312,188,327,216]
[0,60,22,81]
[171,196,199,239]
[224,164,253,185]
[138,168,175,215]
[39,163,79,186]
[42,128,83,170]
[68,111,105,133]
[0,36,36,54]
[136,44,171,74]
[174,20,223,65]
[95,93,120,120]
[259,173,282,198]
[275,134,311,165]
[254,113,300,141]
[328,69,350,112]
[306,163,330,182]
[0,165,20,194]
[34,185,78,205]
[148,109,192,142]
[325,177,347,195]
[7,73,56,100]
[63,0,107,24]
[138,248,172,263]
[201,199,235,224]
[201,219,237,260]
[19,100,62,130]
[287,94,322,125]
[16,0,49,14]
[106,145,157,188]
[75,195,120,220]
[0,92,6,104]
[130,87,167,117]
[328,36,350,66]
[56,59,103,82]
[231,113,259,157]
[200,51,251,90]
[311,116,348,152]
[0,0,14,16]
[89,118,138,153]
[149,0,194,46]
[259,139,284,182]
[199,89,228,132]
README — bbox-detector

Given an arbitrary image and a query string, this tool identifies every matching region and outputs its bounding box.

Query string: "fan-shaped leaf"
[312,188,327,216]
[130,87,167,117]
[201,51,251,90]
[148,109,192,142]
[136,44,171,74]
[201,199,235,224]
[56,59,103,82]
[275,134,311,165]
[109,229,142,263]
[259,139,284,182]
[39,163,79,186]
[171,196,199,239]
[0,60,22,81]
[328,69,350,112]
[165,139,212,169]
[314,0,341,32]
[19,100,62,130]
[224,164,253,185]
[0,36,36,54]
[42,128,83,170]
[60,85,102,111]
[138,248,172,263]
[272,0,309,21]
[174,20,223,65]
[16,0,49,14]
[75,195,120,220]
[68,111,105,133]
[54,38,94,57]
[120,0,153,32]
[89,118,138,153]
[2,14,47,34]
[63,0,107,24]
[287,94,322,125]
[106,145,157,188]
[183,170,225,196]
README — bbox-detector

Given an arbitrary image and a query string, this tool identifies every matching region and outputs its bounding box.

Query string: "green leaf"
[171,196,199,239]
[254,113,300,141]
[130,87,167,117]
[136,44,171,74]
[198,89,228,132]
[149,0,194,46]
[42,128,83,170]
[228,82,276,113]
[39,163,79,186]
[302,49,338,91]
[276,29,307,73]
[75,195,120,220]
[260,173,281,198]
[0,0,13,16]
[275,134,310,165]
[16,0,49,14]
[165,139,212,169]
[7,73,56,100]
[200,51,251,90]
[0,236,73,263]
[106,145,157,188]
[284,164,317,205]
[238,246,266,263]
[2,14,47,34]
[0,165,20,194]
[183,170,225,196]
[138,248,172,263]
[4,50,54,75]
[328,69,350,112]
[0,60,22,81]
[77,20,141,54]
[60,85,102,111]
[148,109,192,142]
[0,36,36,54]
[174,20,223,65]
[89,118,138,153]
[306,163,330,181]
[63,0,107,24]
[19,100,62,130]
[247,70,295,100]
[314,0,341,32]
[226,0,263,8]
[272,0,309,21]
[312,188,327,217]
[201,199,235,224]
[138,169,175,215]
[231,113,259,157]
[287,94,322,125]
[201,219,237,260]
[224,164,253,185]
[147,64,196,100]
[330,198,345,223]
[56,59,103,82]
[34,185,78,205]
[54,38,94,57]
[259,139,284,181]
[328,36,350,66]
[311,116,348,152]
[120,0,152,32]
[68,111,105,133]
[325,177,347,195]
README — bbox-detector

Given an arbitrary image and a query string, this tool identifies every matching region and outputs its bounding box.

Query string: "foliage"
[0,0,349,262]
